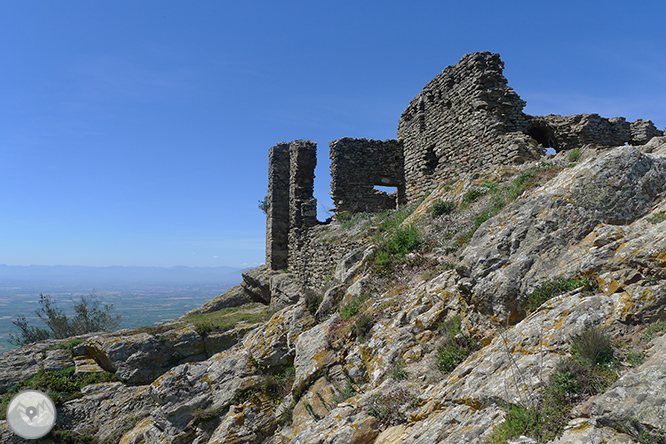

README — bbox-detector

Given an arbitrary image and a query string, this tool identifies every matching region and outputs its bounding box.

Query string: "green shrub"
[568,148,581,163]
[462,189,483,205]
[378,206,416,233]
[305,292,323,316]
[385,225,420,256]
[340,299,360,320]
[56,338,86,351]
[194,322,216,337]
[390,359,409,380]
[642,321,666,341]
[10,293,121,346]
[570,327,614,366]
[525,277,597,313]
[489,403,540,444]
[436,316,478,373]
[432,201,456,217]
[351,314,374,342]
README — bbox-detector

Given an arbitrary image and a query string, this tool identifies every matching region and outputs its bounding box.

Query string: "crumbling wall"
[397,52,541,202]
[265,140,317,270]
[525,114,662,151]
[288,226,368,292]
[329,138,406,213]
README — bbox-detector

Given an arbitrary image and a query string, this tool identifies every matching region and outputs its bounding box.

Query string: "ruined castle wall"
[265,140,317,271]
[329,138,406,213]
[266,144,291,270]
[630,119,663,145]
[288,226,368,293]
[397,52,539,202]
[525,114,662,151]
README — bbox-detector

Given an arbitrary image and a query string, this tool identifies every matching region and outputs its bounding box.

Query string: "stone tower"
[265,140,317,270]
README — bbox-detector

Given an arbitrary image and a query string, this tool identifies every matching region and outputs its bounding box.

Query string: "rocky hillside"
[3,140,666,443]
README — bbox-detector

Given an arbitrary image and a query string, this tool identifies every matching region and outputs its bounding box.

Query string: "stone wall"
[525,114,662,151]
[329,137,406,213]
[396,51,664,202]
[265,140,317,270]
[396,52,541,202]
[264,51,665,282]
[288,226,368,293]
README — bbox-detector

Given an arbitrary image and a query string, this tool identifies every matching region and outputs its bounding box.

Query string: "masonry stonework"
[265,140,317,271]
[397,52,541,202]
[329,137,406,214]
[264,51,664,284]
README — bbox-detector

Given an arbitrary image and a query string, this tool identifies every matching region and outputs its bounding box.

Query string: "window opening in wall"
[526,125,559,152]
[373,185,399,210]
[424,145,438,174]
[374,186,398,194]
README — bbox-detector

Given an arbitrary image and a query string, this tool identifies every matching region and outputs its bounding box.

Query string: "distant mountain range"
[0,265,246,287]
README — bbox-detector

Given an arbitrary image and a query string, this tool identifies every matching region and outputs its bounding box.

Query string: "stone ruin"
[264,51,664,271]
[265,140,317,270]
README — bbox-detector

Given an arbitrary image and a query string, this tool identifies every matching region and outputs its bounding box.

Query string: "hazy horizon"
[0,264,245,353]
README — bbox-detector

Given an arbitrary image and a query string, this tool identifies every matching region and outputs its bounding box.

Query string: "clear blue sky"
[2,1,665,268]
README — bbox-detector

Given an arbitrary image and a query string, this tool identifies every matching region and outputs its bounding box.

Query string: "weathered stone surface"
[203,322,256,356]
[292,316,337,398]
[0,338,76,391]
[73,356,105,377]
[548,418,636,444]
[85,324,205,384]
[244,302,314,370]
[208,393,278,444]
[184,284,255,315]
[60,382,154,443]
[459,146,666,322]
[290,405,379,444]
[398,403,504,444]
[589,334,666,436]
[242,265,273,303]
[269,272,303,311]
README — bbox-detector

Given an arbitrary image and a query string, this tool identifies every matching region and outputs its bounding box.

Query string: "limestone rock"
[0,339,75,391]
[548,418,635,444]
[203,322,257,356]
[292,316,337,398]
[59,382,154,443]
[244,302,314,370]
[85,324,205,384]
[184,284,254,315]
[269,272,304,311]
[588,334,666,436]
[290,405,379,444]
[459,146,666,321]
[207,395,278,444]
[241,265,273,304]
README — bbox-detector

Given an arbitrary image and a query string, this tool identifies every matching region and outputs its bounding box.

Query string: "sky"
[1,1,665,268]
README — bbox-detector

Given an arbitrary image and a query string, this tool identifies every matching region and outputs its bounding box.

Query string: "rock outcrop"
[2,53,666,444]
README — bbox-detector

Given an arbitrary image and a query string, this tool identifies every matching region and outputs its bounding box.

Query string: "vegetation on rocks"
[491,327,619,443]
[1,367,119,420]
[10,293,121,346]
[183,303,269,336]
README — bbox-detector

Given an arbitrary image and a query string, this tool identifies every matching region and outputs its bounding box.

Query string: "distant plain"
[0,265,244,352]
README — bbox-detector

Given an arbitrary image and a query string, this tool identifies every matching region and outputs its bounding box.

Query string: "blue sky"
[2,1,665,268]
